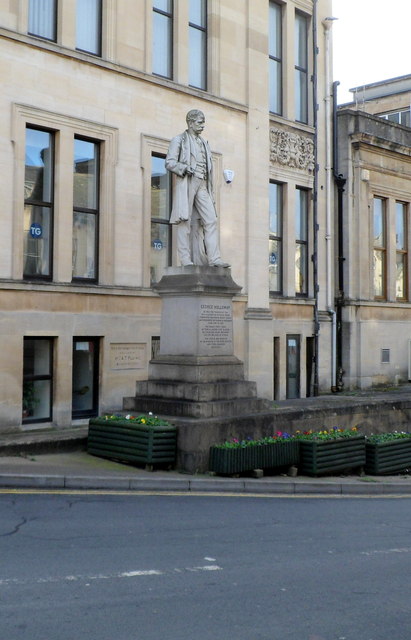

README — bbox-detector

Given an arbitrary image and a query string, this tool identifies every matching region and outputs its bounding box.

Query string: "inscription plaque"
[199,303,232,352]
[110,343,146,370]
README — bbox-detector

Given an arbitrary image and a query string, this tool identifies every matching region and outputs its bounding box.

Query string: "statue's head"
[186,109,205,126]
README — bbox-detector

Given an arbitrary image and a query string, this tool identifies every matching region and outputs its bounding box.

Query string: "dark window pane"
[72,212,96,279]
[189,26,206,88]
[396,202,405,250]
[23,205,52,277]
[373,198,384,246]
[28,0,56,40]
[25,128,53,203]
[373,249,385,297]
[151,221,171,284]
[295,69,308,122]
[396,254,405,299]
[295,13,307,68]
[295,243,307,294]
[269,238,281,292]
[269,2,281,58]
[190,0,206,26]
[151,156,171,220]
[74,139,99,210]
[269,59,281,114]
[153,0,172,11]
[76,0,101,54]
[295,189,308,240]
[153,12,172,77]
[269,182,281,234]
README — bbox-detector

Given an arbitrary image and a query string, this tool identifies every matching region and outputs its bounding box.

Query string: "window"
[269,182,282,293]
[295,12,308,123]
[269,2,282,114]
[295,188,308,296]
[151,154,172,283]
[189,0,207,90]
[24,127,54,279]
[72,137,100,281]
[72,338,99,418]
[396,202,407,300]
[373,197,386,298]
[76,0,102,55]
[28,0,57,41]
[23,338,53,423]
[153,0,173,79]
[380,110,411,128]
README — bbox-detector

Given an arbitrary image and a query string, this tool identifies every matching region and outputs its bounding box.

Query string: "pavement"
[1,385,411,495]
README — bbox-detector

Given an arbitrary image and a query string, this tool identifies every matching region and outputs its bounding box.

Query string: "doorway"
[286,335,300,399]
[72,337,99,418]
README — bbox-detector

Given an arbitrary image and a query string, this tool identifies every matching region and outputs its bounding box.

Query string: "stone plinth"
[123,266,273,471]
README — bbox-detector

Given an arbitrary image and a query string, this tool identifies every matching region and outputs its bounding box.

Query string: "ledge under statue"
[123,110,273,473]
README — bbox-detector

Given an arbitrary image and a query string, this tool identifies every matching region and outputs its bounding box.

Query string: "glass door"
[286,335,300,399]
[72,338,99,418]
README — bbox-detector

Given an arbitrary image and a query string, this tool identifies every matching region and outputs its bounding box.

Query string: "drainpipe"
[312,0,319,396]
[322,16,337,391]
[333,79,347,391]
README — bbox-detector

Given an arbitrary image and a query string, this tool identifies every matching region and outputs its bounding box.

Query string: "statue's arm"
[165,135,189,177]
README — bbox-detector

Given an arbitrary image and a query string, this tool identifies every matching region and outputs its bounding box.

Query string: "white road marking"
[0,564,222,587]
[361,547,411,556]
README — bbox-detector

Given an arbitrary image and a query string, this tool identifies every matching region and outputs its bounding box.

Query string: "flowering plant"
[102,412,171,427]
[294,427,361,441]
[366,431,411,444]
[214,432,295,449]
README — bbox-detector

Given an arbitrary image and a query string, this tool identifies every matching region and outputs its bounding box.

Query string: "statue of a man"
[165,109,230,267]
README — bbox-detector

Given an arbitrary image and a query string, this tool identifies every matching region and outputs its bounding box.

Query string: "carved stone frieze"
[270,127,315,173]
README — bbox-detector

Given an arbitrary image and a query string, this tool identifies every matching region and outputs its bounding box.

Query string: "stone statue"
[165,109,230,267]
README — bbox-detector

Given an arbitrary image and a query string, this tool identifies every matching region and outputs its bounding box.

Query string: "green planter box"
[299,436,366,476]
[365,438,411,474]
[87,418,177,468]
[209,441,300,475]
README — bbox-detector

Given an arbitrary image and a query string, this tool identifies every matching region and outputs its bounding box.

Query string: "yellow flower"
[141,418,146,424]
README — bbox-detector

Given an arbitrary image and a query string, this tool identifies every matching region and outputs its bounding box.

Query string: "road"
[0,492,410,640]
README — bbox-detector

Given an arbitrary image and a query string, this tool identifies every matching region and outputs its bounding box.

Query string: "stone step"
[123,395,271,419]
[134,379,258,402]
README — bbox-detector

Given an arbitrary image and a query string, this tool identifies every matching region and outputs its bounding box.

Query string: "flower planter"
[365,437,411,474]
[209,441,299,475]
[299,436,366,476]
[87,418,177,468]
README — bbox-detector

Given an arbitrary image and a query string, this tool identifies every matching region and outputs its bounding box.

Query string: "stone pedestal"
[123,266,273,471]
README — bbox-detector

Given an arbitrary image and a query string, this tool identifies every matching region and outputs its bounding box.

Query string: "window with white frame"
[269,2,282,115]
[294,12,308,124]
[379,110,411,128]
[373,196,387,299]
[269,182,282,293]
[76,0,102,56]
[189,0,207,90]
[153,0,173,79]
[24,126,54,279]
[295,187,308,296]
[28,0,57,41]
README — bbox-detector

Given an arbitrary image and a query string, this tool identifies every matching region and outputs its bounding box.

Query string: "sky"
[332,0,410,103]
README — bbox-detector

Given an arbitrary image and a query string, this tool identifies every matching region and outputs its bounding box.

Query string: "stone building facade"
[337,76,411,389]
[0,0,334,435]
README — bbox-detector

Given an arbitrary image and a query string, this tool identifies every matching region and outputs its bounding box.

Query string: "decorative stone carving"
[270,127,315,173]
